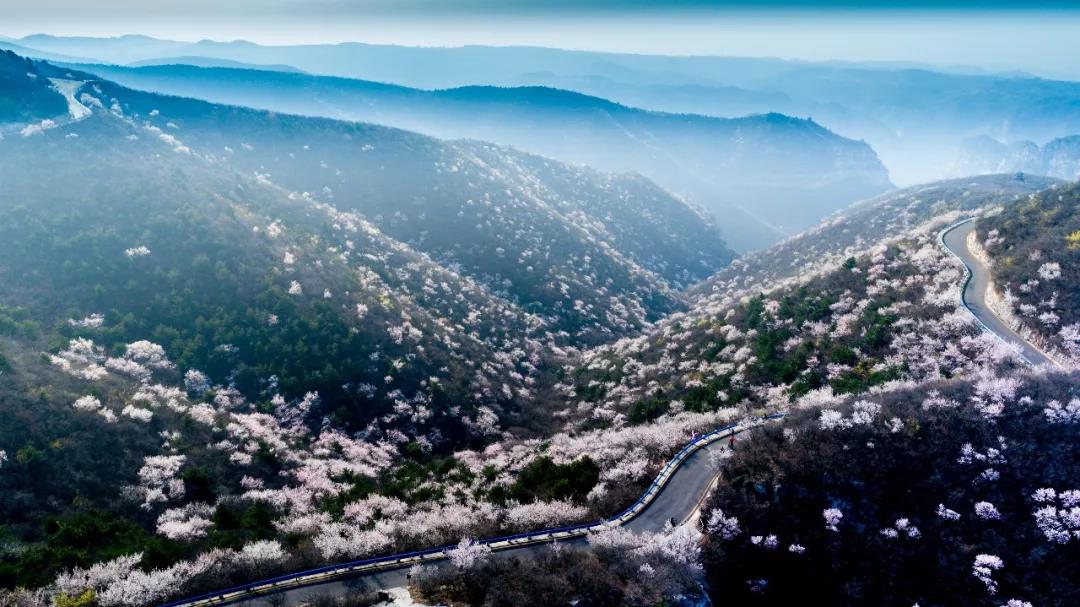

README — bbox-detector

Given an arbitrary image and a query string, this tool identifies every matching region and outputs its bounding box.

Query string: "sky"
[6,0,1080,79]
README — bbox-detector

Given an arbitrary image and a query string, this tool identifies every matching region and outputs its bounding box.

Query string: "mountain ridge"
[62,60,894,251]
[953,134,1080,180]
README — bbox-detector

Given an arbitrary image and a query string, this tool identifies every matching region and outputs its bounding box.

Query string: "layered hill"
[14,34,1080,187]
[3,35,1080,607]
[0,50,738,439]
[36,56,736,343]
[0,50,739,603]
[4,45,1076,607]
[557,174,1065,435]
[0,91,542,437]
[67,62,893,251]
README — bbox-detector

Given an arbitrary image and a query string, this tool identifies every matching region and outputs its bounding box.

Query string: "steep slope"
[0,106,553,438]
[700,369,1080,607]
[0,50,67,125]
[556,175,1067,433]
[0,51,739,437]
[559,208,1027,434]
[975,183,1080,366]
[69,62,893,251]
[690,174,1061,304]
[0,54,730,604]
[0,80,551,596]
[33,60,733,344]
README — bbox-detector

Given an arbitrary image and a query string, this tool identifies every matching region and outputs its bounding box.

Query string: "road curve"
[162,417,779,607]
[940,218,1060,368]
[163,218,1063,607]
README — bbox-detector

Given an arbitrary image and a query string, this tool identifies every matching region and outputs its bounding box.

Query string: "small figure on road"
[729,434,736,448]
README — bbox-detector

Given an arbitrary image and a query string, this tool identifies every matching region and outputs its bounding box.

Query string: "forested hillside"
[978,183,1080,365]
[700,370,1080,606]
[0,51,739,606]
[0,111,552,432]
[0,47,1075,607]
[562,206,1026,430]
[70,62,894,250]
[0,50,66,124]
[691,174,1060,304]
[62,70,735,343]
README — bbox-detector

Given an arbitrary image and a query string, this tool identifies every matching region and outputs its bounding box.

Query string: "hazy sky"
[6,0,1080,79]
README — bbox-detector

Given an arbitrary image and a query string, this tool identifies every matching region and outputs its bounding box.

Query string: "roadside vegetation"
[979,182,1080,365]
[0,49,1075,607]
[700,370,1080,606]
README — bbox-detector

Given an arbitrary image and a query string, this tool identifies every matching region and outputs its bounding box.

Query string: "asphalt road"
[237,441,731,607]
[624,434,725,533]
[941,219,1059,368]
[165,424,749,607]
[171,217,1057,607]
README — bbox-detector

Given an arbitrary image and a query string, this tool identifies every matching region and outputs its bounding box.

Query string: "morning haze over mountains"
[10,32,1080,249]
[2,9,1080,607]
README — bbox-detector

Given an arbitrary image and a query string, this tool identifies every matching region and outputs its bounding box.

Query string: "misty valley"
[1,13,1080,607]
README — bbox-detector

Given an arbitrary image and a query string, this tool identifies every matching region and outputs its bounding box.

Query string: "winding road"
[162,418,775,607]
[162,216,1057,607]
[941,218,1060,368]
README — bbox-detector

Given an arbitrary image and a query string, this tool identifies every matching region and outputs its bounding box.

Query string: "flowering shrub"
[414,526,706,607]
[565,214,1023,429]
[979,184,1080,366]
[0,52,1073,607]
[690,174,1054,303]
[700,370,1080,606]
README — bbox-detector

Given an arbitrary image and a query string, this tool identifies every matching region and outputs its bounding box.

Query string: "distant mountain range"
[953,134,1080,180]
[1,33,1014,88]
[0,38,92,64]
[9,34,1080,188]
[51,62,894,251]
[128,56,306,73]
